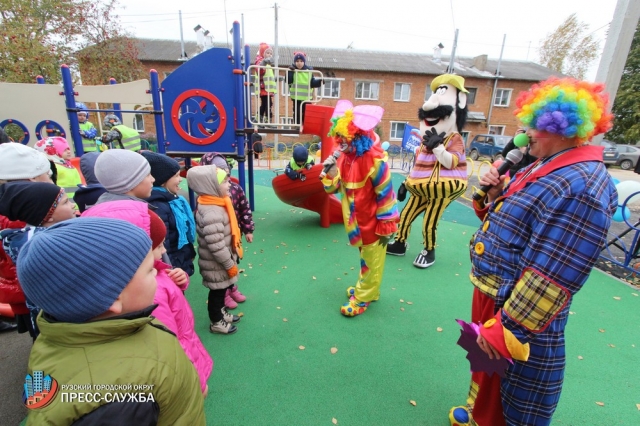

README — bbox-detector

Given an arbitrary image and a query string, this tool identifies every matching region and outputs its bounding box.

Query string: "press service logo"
[23,370,59,408]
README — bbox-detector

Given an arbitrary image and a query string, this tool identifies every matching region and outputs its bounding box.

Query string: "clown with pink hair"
[449,77,617,426]
[321,100,399,317]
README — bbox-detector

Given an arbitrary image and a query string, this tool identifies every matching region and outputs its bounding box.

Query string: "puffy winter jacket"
[0,214,28,314]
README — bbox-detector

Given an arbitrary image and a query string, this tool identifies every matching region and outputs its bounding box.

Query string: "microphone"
[319,150,341,179]
[472,149,524,202]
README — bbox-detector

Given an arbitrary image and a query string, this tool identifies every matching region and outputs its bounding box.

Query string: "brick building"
[124,39,564,147]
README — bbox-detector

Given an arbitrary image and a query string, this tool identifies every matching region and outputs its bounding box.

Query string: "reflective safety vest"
[113,125,141,152]
[264,66,277,94]
[80,122,97,153]
[289,155,314,171]
[55,164,82,199]
[290,71,312,101]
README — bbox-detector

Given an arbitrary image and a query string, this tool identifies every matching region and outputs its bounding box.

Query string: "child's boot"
[224,288,238,309]
[209,319,237,334]
[221,307,241,324]
[229,285,246,303]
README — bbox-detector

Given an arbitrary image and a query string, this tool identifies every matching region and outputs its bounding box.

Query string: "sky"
[118,0,619,80]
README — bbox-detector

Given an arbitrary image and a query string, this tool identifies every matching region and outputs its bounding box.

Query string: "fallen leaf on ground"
[400,299,405,303]
[312,276,317,280]
[569,311,576,315]
[277,307,281,309]
[632,293,638,297]
[331,347,338,354]
[400,307,405,311]
[599,329,605,333]
[578,356,584,360]
[437,327,443,332]
[613,296,621,300]
[409,400,417,406]
[595,401,605,406]
[636,403,640,410]
[299,345,305,350]
[281,242,287,246]
[350,267,355,270]
[608,344,616,348]
[406,301,413,305]
[391,287,396,290]
[283,318,288,322]
[274,290,279,294]
[332,418,338,425]
[237,312,244,317]
[282,266,288,269]
[277,271,281,274]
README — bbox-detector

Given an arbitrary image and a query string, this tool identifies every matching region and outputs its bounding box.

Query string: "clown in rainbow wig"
[449,77,616,426]
[321,100,399,317]
[386,74,468,269]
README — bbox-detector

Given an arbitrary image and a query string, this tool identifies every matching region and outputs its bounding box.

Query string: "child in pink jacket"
[82,200,212,394]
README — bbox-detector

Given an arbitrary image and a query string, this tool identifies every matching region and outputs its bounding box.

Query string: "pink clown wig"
[514,77,613,143]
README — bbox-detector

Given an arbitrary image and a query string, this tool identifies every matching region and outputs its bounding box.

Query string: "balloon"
[615,180,640,205]
[612,205,631,222]
[611,177,620,185]
[514,133,529,147]
[381,141,390,151]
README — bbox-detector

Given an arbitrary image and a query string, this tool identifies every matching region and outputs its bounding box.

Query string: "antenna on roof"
[433,43,444,64]
[347,42,354,49]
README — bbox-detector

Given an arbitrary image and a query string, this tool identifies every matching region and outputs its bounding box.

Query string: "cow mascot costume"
[386,74,469,269]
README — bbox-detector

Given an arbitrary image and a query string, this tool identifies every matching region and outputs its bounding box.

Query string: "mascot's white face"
[419,83,467,137]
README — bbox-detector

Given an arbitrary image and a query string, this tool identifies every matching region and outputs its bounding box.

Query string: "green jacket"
[25,308,205,425]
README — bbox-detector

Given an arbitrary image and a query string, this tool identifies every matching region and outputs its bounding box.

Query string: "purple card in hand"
[455,319,511,378]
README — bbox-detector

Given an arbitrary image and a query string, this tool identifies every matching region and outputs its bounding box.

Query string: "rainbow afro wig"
[328,101,384,157]
[514,77,613,143]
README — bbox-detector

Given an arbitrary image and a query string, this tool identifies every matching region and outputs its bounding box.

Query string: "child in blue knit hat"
[16,218,205,424]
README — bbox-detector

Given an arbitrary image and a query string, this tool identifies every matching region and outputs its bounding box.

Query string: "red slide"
[272,166,343,228]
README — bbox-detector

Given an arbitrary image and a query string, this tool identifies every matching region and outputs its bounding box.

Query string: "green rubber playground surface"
[184,169,640,425]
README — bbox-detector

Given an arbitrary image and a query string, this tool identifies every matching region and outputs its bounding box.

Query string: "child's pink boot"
[229,285,246,303]
[224,289,238,309]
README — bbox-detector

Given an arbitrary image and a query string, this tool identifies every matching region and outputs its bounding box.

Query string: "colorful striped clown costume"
[321,100,399,317]
[450,77,616,426]
[387,74,468,269]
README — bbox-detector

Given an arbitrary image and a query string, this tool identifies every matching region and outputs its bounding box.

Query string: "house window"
[488,125,505,135]
[322,79,341,98]
[461,131,470,144]
[493,89,512,107]
[355,82,379,100]
[394,83,411,102]
[133,113,145,132]
[424,86,433,101]
[390,122,406,140]
[466,88,477,105]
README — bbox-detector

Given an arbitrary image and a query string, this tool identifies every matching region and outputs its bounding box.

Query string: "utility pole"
[179,10,187,61]
[274,3,280,146]
[591,0,640,145]
[447,29,459,74]
[486,34,506,134]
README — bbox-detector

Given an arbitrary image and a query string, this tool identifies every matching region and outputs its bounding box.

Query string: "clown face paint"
[419,84,464,137]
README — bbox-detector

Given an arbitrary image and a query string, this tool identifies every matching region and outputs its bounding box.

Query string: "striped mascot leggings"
[396,179,467,250]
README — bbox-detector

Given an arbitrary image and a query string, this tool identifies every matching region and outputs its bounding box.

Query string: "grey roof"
[134,38,564,82]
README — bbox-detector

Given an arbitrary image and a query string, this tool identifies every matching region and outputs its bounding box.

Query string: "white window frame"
[493,89,512,107]
[355,81,380,100]
[132,113,145,132]
[322,78,342,98]
[424,86,433,101]
[488,125,505,135]
[394,83,411,102]
[390,121,406,141]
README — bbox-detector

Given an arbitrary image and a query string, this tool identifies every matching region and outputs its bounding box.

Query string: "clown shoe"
[340,296,370,317]
[448,406,470,426]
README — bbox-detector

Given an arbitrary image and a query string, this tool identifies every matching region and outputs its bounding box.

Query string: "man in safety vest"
[102,114,142,152]
[286,52,324,126]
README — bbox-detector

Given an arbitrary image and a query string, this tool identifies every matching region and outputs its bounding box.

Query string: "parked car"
[602,140,618,166]
[466,134,512,162]
[603,144,640,170]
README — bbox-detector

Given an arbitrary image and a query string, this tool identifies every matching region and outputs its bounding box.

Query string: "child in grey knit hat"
[93,149,155,205]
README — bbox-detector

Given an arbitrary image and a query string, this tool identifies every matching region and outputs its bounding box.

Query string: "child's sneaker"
[224,289,238,309]
[448,406,470,425]
[209,319,237,334]
[229,285,246,303]
[413,248,435,269]
[221,307,241,324]
[386,240,408,256]
[340,296,370,317]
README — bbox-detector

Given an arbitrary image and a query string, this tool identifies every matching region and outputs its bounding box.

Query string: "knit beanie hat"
[94,149,151,194]
[0,181,64,226]
[140,151,180,187]
[148,209,166,248]
[293,51,306,64]
[217,168,228,184]
[0,143,51,180]
[80,151,101,185]
[17,217,152,323]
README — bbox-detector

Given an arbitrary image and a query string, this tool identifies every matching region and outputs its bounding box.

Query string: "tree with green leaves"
[539,14,600,80]
[0,0,143,85]
[606,21,640,144]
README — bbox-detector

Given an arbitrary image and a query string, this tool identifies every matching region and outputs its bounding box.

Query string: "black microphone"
[472,149,524,202]
[319,150,341,179]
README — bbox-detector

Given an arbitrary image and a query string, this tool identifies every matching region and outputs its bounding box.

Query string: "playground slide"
[272,164,343,228]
